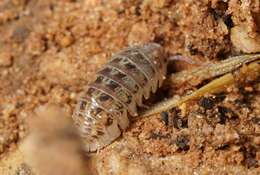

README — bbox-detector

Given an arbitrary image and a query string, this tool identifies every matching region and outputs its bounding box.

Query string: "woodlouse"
[73,43,168,152]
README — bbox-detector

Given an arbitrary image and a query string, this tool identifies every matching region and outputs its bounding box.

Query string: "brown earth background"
[0,0,259,174]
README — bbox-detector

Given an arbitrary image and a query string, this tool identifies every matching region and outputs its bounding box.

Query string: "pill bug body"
[73,43,167,152]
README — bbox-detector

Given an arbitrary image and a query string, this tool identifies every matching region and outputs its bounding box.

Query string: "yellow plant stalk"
[141,60,259,117]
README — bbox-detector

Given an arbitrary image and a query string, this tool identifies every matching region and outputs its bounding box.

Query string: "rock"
[231,25,260,53]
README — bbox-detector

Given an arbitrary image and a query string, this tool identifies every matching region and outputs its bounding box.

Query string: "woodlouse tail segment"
[72,43,168,152]
[73,101,124,152]
[84,119,121,152]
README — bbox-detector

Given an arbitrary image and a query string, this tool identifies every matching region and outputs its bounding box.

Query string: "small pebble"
[15,163,35,175]
[173,116,188,129]
[62,36,74,47]
[218,106,238,121]
[160,112,168,126]
[58,34,74,48]
[244,86,253,92]
[199,97,215,109]
[70,92,77,100]
[176,135,189,151]
[0,52,13,67]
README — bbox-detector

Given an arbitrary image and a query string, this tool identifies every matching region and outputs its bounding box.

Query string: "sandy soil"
[0,0,259,174]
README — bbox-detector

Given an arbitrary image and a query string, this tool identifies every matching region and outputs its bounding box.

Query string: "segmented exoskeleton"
[73,43,168,152]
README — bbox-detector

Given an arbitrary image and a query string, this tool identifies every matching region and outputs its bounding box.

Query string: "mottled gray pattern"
[73,43,168,152]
